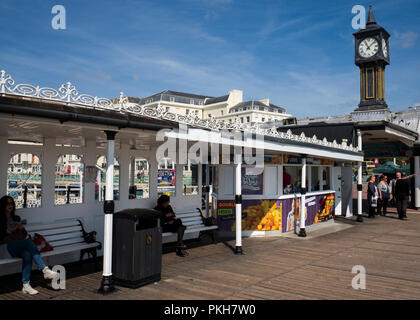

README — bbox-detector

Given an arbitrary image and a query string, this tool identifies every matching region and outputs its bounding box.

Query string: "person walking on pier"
[395,172,410,220]
[377,175,390,216]
[367,176,378,218]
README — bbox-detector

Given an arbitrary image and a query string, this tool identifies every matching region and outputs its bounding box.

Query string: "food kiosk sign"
[241,167,263,195]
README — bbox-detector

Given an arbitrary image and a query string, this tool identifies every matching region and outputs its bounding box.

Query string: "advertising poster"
[217,200,246,231]
[304,193,335,225]
[241,167,263,195]
[217,193,334,232]
[157,169,175,186]
[157,169,175,194]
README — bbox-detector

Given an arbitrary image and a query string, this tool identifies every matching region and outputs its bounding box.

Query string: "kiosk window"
[283,166,302,194]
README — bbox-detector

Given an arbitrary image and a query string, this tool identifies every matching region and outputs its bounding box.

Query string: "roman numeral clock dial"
[358,37,379,58]
[382,38,388,57]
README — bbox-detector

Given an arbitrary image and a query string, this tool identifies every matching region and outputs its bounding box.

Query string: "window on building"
[186,109,190,115]
[128,157,149,199]
[170,96,175,102]
[221,110,224,116]
[7,153,42,209]
[240,117,244,123]
[198,100,203,106]
[190,99,194,104]
[158,158,176,197]
[311,166,320,191]
[246,116,250,122]
[241,167,263,195]
[55,154,84,205]
[183,162,198,195]
[262,118,265,122]
[283,166,302,194]
[95,156,120,201]
[323,167,331,190]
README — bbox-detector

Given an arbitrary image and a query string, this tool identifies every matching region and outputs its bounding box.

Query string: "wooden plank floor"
[1,210,420,300]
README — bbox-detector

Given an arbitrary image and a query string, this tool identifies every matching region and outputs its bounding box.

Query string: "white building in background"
[119,89,292,125]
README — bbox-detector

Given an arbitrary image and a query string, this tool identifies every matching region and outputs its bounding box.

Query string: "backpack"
[32,233,53,253]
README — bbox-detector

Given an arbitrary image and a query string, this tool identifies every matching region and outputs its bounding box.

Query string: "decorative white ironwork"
[0,70,360,152]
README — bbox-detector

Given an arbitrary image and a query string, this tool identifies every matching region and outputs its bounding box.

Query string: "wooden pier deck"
[1,208,420,300]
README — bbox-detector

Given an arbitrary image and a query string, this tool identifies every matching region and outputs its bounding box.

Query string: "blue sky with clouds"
[0,0,419,118]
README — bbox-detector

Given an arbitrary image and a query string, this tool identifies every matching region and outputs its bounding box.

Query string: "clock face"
[382,38,388,57]
[358,37,379,58]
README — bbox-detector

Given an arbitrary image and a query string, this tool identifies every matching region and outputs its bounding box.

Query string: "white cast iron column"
[415,155,420,208]
[205,165,210,218]
[357,130,363,222]
[298,157,307,237]
[234,153,243,254]
[98,130,117,294]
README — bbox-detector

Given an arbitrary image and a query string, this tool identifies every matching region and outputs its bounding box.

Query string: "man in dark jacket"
[395,172,410,220]
[154,195,188,257]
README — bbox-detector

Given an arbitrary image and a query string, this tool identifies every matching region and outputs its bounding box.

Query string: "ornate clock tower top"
[353,5,390,111]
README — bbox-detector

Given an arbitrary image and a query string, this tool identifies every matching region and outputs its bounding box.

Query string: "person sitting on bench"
[0,196,58,295]
[154,195,188,257]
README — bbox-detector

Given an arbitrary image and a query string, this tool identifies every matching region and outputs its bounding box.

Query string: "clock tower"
[353,5,390,111]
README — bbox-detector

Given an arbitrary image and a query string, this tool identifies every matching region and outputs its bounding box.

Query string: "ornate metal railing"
[1,69,359,152]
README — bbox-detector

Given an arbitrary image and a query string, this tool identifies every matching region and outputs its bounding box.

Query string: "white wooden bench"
[162,208,218,244]
[0,219,101,270]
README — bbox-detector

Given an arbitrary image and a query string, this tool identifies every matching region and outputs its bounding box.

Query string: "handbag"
[32,233,53,253]
[371,196,378,208]
[3,228,27,243]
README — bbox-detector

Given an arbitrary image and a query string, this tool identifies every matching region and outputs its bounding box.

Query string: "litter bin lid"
[114,208,161,222]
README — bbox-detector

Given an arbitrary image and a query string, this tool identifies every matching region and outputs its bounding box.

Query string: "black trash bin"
[112,208,162,288]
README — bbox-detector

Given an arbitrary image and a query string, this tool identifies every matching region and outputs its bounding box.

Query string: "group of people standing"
[367,172,411,220]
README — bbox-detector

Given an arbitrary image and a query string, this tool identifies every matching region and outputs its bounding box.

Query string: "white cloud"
[393,31,419,49]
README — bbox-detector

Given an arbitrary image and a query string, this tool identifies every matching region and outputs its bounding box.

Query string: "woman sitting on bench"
[154,195,188,257]
[0,196,58,295]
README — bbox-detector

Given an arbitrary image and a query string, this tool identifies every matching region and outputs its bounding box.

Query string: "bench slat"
[185,225,218,233]
[181,217,203,223]
[176,212,200,218]
[26,221,81,232]
[40,243,99,257]
[49,238,86,248]
[42,232,83,242]
[182,221,205,227]
[27,226,82,237]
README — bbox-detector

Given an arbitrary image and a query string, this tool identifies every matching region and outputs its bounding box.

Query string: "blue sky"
[0,0,419,118]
